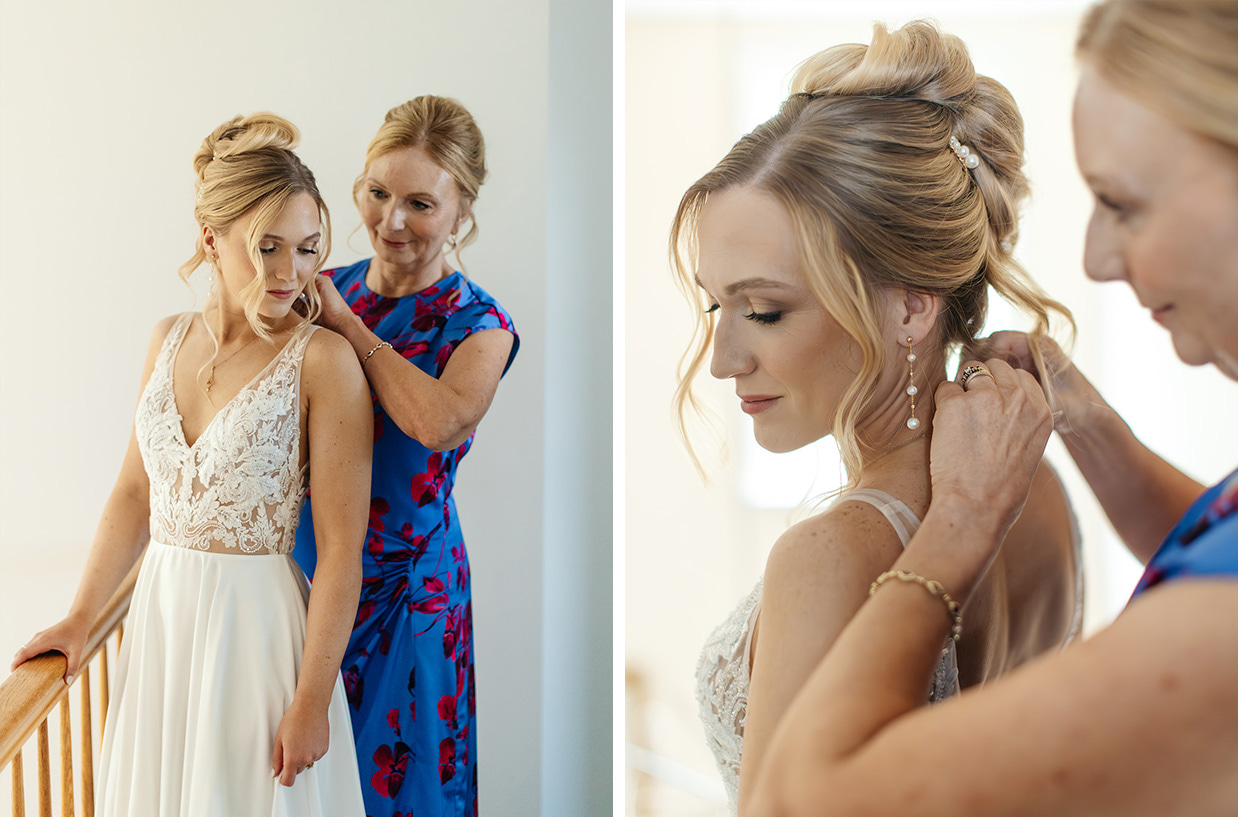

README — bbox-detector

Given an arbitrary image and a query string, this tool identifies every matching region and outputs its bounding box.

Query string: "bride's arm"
[750,360,1238,816]
[10,316,174,682]
[272,329,372,787]
[736,507,905,814]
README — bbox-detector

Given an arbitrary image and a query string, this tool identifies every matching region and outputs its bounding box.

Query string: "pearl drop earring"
[905,336,920,431]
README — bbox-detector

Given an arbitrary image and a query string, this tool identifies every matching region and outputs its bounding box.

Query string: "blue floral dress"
[1131,468,1238,597]
[293,259,518,817]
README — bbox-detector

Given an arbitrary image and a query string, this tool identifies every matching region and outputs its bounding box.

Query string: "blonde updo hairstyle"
[355,96,487,270]
[1077,0,1238,152]
[181,113,331,344]
[671,21,1072,485]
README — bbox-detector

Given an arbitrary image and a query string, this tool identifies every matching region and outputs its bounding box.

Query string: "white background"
[0,0,611,814]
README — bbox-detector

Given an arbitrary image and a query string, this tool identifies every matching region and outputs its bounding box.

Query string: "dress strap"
[841,488,921,548]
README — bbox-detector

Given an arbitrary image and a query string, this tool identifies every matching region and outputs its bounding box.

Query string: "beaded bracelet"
[362,341,392,365]
[870,569,963,644]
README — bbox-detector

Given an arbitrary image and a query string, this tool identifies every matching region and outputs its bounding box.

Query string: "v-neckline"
[168,316,302,450]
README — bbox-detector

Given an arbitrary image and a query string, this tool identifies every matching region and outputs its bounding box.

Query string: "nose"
[709,316,752,380]
[1082,205,1125,284]
[383,202,407,232]
[266,249,298,283]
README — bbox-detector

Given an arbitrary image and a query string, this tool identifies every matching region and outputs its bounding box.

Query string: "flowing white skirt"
[96,541,364,816]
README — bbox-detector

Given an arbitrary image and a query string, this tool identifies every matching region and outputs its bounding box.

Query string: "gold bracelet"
[362,341,392,365]
[869,570,963,644]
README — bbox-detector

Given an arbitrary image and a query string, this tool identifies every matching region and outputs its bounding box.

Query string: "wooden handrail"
[0,562,140,770]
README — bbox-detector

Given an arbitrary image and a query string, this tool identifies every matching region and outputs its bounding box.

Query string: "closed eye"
[746,311,782,325]
[705,303,719,315]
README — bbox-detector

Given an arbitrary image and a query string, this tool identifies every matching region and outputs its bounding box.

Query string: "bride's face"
[695,186,861,453]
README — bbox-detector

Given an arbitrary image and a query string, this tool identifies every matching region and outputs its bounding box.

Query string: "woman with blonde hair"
[748,3,1238,814]
[682,20,1083,815]
[292,95,517,816]
[12,113,372,813]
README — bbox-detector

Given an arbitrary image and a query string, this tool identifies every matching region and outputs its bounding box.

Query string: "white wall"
[624,3,1234,814]
[0,1,611,814]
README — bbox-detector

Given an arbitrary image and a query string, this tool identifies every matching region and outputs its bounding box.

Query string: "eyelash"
[746,311,782,325]
[703,303,783,325]
[259,247,318,255]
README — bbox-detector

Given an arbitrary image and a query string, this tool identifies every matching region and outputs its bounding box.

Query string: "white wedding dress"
[96,313,364,816]
[694,488,1083,814]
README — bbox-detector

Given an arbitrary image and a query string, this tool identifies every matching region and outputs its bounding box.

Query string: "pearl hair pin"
[949,136,980,169]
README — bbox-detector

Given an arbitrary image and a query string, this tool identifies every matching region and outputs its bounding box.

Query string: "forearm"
[1061,404,1203,563]
[66,486,151,625]
[293,548,362,712]
[333,312,475,450]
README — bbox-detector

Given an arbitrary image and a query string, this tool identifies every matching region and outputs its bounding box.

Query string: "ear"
[202,224,219,260]
[888,288,941,348]
[454,198,475,233]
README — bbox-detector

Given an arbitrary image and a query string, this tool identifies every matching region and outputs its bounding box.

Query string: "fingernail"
[64,675,73,686]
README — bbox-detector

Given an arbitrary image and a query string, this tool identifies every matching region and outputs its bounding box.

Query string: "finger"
[272,740,284,778]
[280,764,297,787]
[957,360,998,391]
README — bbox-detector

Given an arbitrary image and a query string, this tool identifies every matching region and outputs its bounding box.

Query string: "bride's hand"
[10,614,92,685]
[272,699,330,787]
[313,275,355,334]
[969,331,1109,438]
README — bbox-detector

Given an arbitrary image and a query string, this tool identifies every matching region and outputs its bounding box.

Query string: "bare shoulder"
[301,327,365,391]
[149,312,189,346]
[765,500,906,595]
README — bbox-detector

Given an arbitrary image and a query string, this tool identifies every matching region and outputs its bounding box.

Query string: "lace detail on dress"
[135,313,316,555]
[693,490,957,814]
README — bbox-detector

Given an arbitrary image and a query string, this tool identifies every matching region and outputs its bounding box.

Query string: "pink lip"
[1151,305,1173,324]
[381,237,409,248]
[739,395,780,415]
[267,289,297,300]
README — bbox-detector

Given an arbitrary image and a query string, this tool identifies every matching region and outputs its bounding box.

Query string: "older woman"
[292,97,518,817]
[749,3,1238,814]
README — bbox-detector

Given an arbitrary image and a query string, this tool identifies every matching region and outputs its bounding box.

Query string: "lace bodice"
[135,313,316,555]
[693,490,959,813]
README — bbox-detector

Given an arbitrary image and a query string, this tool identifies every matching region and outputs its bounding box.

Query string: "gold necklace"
[865,429,929,468]
[202,334,259,392]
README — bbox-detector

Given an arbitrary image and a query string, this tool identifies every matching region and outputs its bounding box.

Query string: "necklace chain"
[202,334,259,393]
[865,429,929,467]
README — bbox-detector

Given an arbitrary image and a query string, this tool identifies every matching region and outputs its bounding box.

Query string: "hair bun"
[791,21,977,107]
[193,113,301,180]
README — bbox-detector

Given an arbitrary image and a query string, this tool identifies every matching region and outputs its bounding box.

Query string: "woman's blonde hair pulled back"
[181,112,331,342]
[356,96,487,269]
[671,20,1072,485]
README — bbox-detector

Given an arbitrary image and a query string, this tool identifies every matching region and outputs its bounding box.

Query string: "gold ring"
[959,364,994,391]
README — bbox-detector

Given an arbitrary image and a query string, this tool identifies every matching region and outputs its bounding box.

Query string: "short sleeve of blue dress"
[1131,468,1238,598]
[293,259,518,817]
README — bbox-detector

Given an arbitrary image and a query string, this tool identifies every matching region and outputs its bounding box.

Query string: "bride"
[13,113,371,814]
[680,22,1084,815]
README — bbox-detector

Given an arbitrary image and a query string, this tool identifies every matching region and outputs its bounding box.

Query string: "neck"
[206,296,288,345]
[368,253,453,298]
[852,356,947,487]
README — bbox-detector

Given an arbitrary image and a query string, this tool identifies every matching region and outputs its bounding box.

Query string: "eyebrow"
[262,232,322,242]
[363,178,439,202]
[694,275,795,296]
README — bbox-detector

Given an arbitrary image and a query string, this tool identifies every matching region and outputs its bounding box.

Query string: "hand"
[969,331,1108,437]
[271,698,330,787]
[930,357,1054,539]
[313,275,355,334]
[11,614,92,684]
